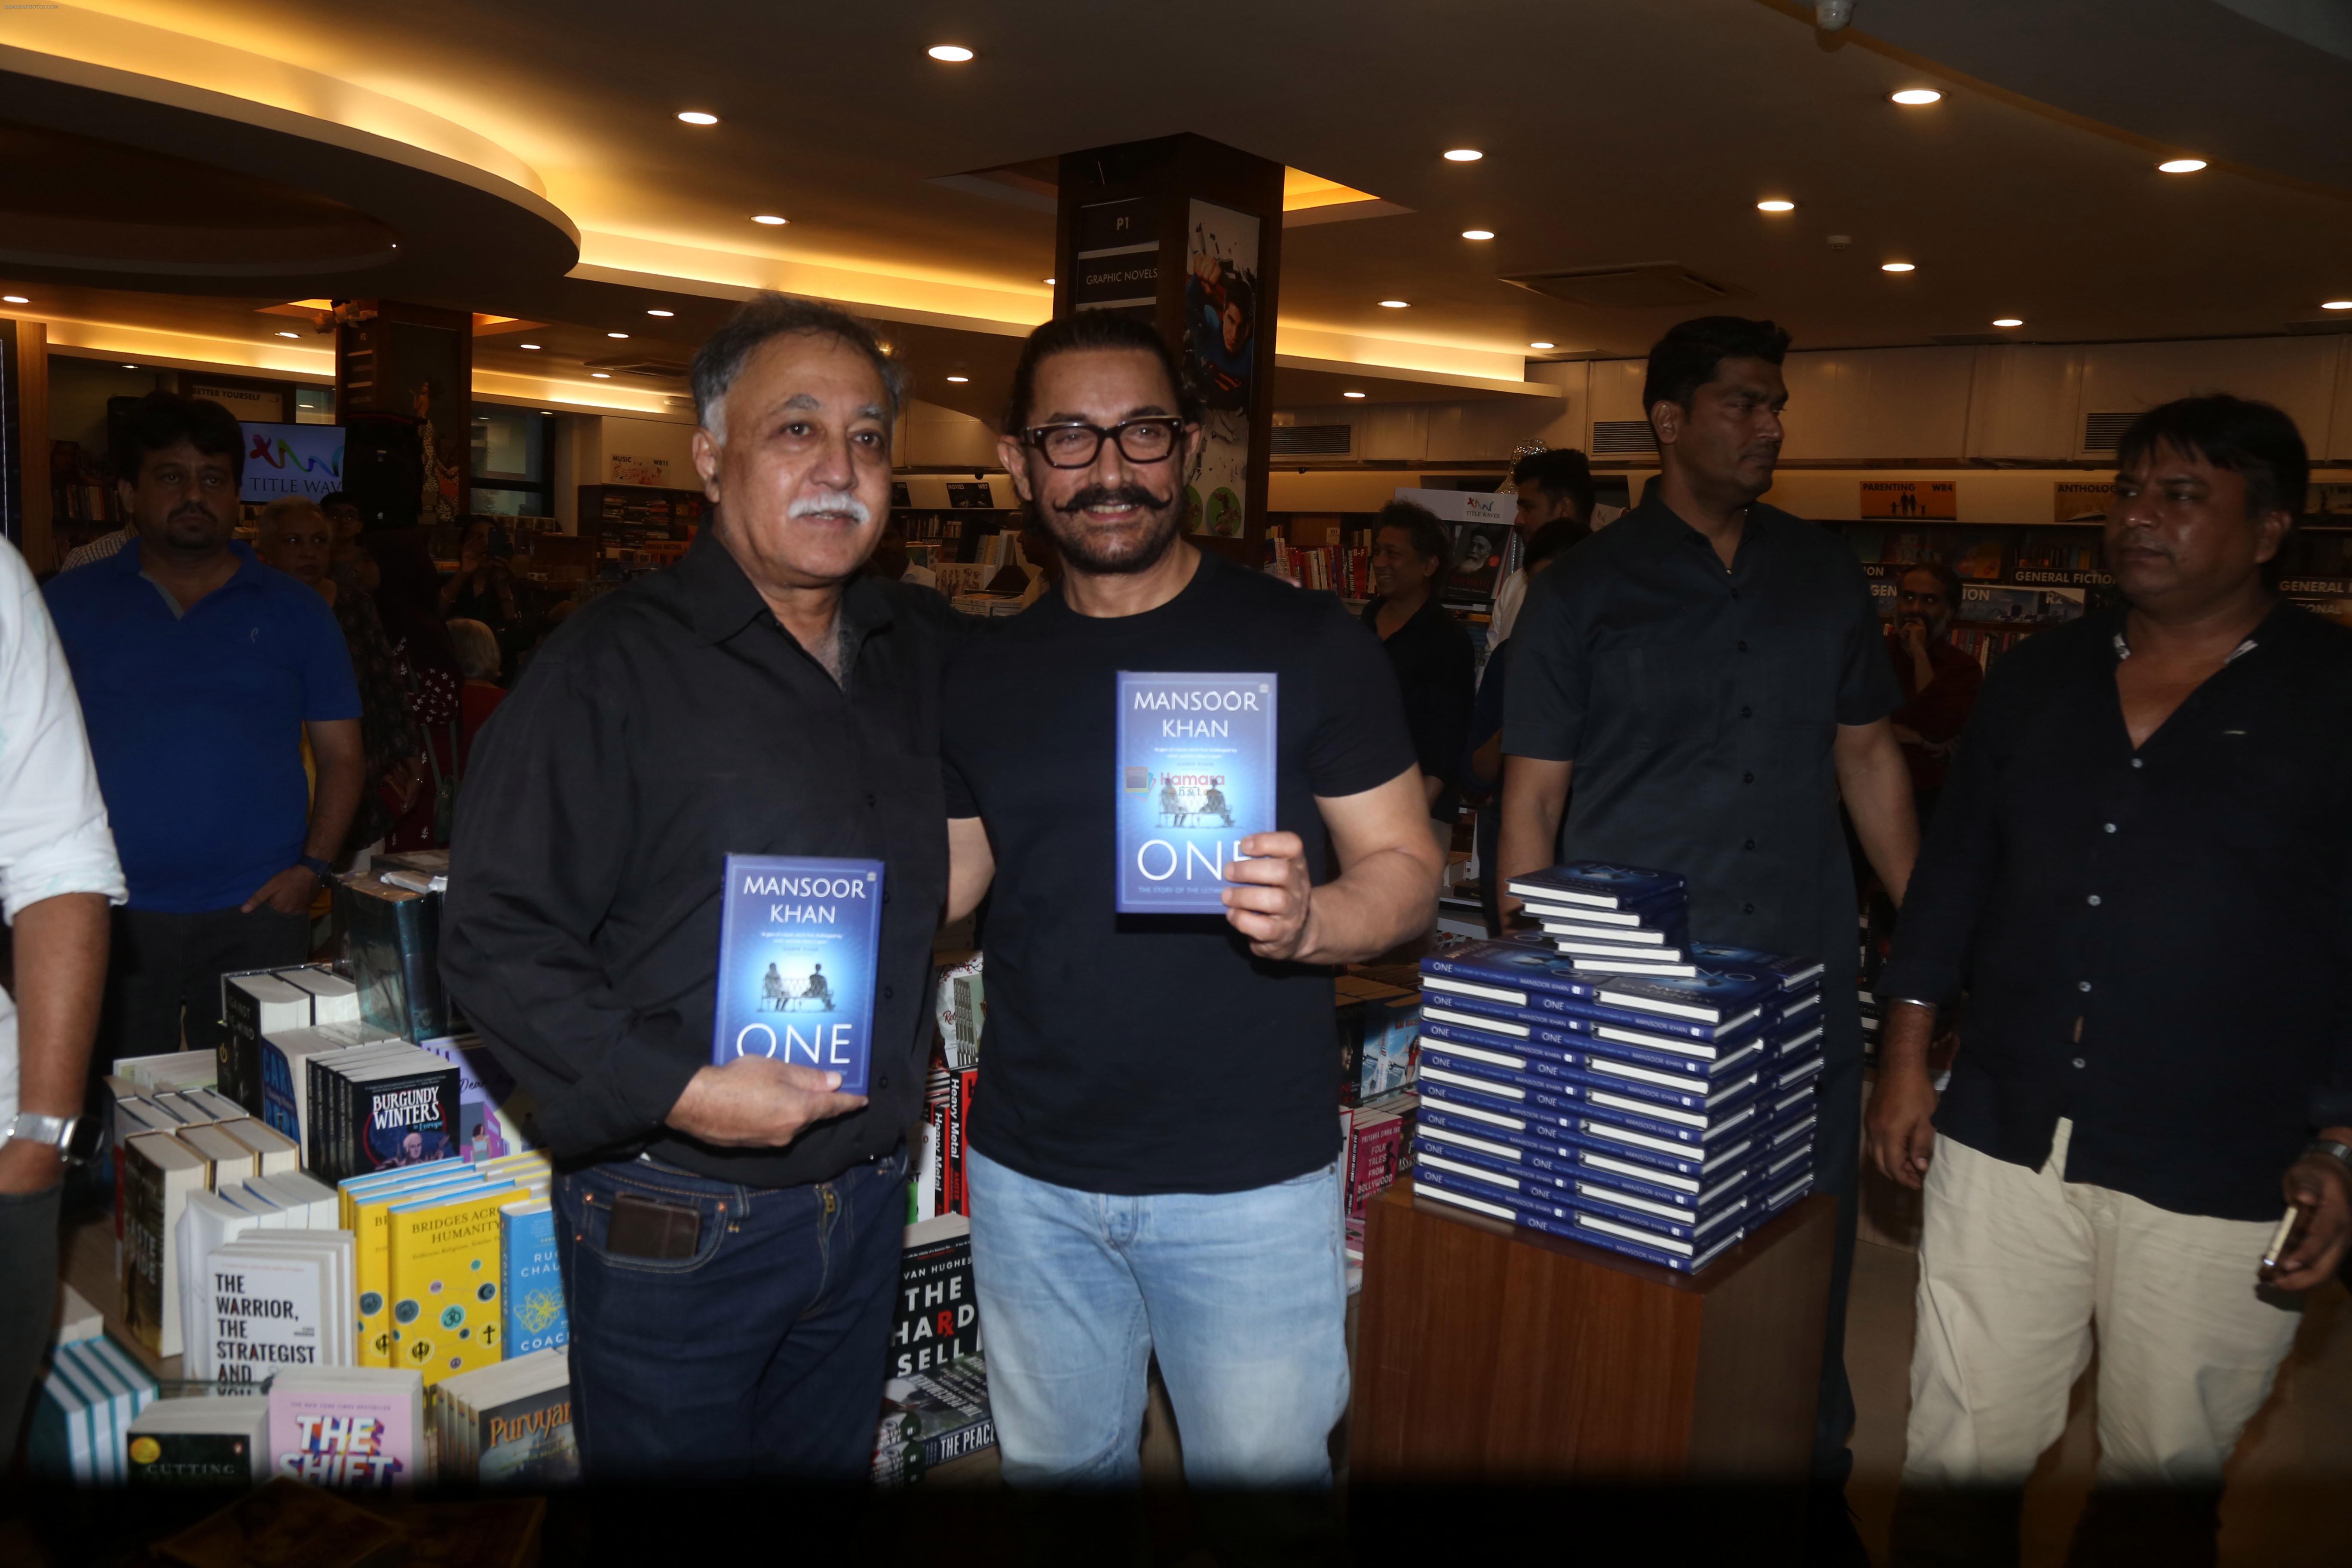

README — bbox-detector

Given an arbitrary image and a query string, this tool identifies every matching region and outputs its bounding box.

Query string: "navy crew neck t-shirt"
[940,549,1417,1195]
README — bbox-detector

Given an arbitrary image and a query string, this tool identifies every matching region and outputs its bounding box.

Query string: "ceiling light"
[1461,229,1495,241]
[591,372,611,379]
[520,343,541,350]
[1881,261,1916,273]
[1379,299,1409,308]
[1043,277,1056,285]
[122,364,138,370]
[1890,89,1942,105]
[2157,158,2207,174]
[1,294,26,304]
[1528,340,1555,349]
[277,330,300,338]
[945,374,970,383]
[540,410,556,415]
[1756,199,1796,213]
[676,111,718,126]
[1992,317,2024,328]
[752,214,787,225]
[2324,300,2352,311]
[928,44,974,61]
[646,309,674,317]
[1442,148,1483,162]
[1343,390,1367,398]
[607,331,628,339]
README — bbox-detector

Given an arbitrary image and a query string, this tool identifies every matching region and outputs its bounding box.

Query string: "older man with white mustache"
[444,295,966,1480]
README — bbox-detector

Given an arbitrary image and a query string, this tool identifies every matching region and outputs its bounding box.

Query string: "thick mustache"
[1056,484,1167,517]
[788,490,872,524]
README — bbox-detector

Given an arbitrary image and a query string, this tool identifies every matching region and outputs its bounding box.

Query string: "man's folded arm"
[441,661,697,1156]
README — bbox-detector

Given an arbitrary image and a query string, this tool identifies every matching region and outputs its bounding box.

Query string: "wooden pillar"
[0,317,54,570]
[1053,135,1283,566]
[335,299,473,527]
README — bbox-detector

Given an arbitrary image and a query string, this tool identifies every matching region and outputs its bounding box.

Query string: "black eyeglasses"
[1020,417,1191,469]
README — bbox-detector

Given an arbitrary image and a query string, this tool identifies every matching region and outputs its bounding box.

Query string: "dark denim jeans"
[553,1145,907,1481]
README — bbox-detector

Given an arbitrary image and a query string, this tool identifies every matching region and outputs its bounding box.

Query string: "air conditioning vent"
[1592,419,1659,455]
[2082,411,2138,454]
[1271,423,1353,456]
[1503,263,1734,309]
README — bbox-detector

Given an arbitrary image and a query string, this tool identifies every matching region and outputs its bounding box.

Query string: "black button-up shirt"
[1879,602,2352,1219]
[443,531,959,1189]
[1502,497,1900,1061]
[1361,593,1476,818]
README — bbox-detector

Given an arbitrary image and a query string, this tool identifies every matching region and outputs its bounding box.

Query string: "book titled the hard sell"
[712,855,885,1097]
[1114,672,1277,914]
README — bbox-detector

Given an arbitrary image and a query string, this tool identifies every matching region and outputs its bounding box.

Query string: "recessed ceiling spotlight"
[607,331,628,339]
[676,111,718,126]
[1,294,26,304]
[540,410,557,415]
[2324,300,2352,311]
[520,343,541,350]
[1756,199,1797,213]
[1443,148,1483,162]
[1343,390,1367,398]
[1043,277,1056,285]
[928,44,974,61]
[1890,89,1942,105]
[752,214,787,225]
[1461,229,1495,241]
[1881,261,1917,273]
[1529,341,1556,349]
[2157,158,2207,174]
[945,374,970,383]
[1992,317,2024,327]
[122,364,138,370]
[591,371,612,379]
[277,331,300,338]
[646,309,674,317]
[1379,299,1409,308]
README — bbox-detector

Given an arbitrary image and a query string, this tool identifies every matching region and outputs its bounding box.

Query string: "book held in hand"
[712,854,884,1097]
[1114,671,1277,914]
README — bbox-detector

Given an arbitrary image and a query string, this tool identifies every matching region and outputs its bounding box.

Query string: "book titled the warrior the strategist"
[711,855,885,1096]
[1115,672,1279,914]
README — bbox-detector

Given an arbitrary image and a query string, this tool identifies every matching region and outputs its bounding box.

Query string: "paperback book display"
[1410,864,1822,1274]
[873,1214,995,1482]
[712,854,885,1096]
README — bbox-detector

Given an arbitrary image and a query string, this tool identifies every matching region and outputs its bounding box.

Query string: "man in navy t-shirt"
[940,313,1440,1508]
[45,392,362,1076]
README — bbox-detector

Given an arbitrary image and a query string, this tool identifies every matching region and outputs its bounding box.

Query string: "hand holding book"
[1219,831,1315,961]
[667,1056,868,1150]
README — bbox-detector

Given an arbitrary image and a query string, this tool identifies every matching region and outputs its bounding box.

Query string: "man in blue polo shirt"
[44,392,364,1075]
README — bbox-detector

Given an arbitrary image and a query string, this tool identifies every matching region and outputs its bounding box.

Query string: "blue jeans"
[965,1146,1350,1488]
[553,1145,906,1481]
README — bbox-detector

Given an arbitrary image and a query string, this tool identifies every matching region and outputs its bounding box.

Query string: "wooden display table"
[1353,1186,1834,1479]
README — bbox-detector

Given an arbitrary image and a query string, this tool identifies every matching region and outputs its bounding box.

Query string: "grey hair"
[446,618,502,681]
[258,495,327,528]
[689,292,906,445]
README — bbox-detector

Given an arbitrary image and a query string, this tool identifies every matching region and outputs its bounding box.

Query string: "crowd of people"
[0,298,2346,1568]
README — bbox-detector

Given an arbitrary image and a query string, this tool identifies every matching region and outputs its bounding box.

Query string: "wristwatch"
[6,1111,101,1166]
[2304,1138,2352,1178]
[297,854,334,879]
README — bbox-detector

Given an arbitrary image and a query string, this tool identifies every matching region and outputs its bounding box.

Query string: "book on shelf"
[1336,975,1418,1106]
[892,1213,978,1379]
[873,1351,995,1485]
[307,1044,462,1185]
[29,1335,159,1485]
[220,972,312,1115]
[1502,862,1685,910]
[712,854,885,1096]
[126,1396,271,1487]
[336,870,459,1042]
[500,1198,568,1358]
[123,1130,209,1358]
[1114,671,1278,914]
[414,1034,545,1162]
[386,1182,518,1386]
[434,1346,578,1488]
[267,1366,426,1488]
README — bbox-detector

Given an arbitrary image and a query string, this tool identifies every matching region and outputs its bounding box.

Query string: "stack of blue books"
[1504,864,1697,977]
[1408,868,1824,1275]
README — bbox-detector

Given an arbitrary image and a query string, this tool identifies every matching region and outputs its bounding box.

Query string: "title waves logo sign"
[238,423,344,504]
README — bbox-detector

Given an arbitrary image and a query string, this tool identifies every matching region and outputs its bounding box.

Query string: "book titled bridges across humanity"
[711,855,885,1097]
[1115,672,1278,915]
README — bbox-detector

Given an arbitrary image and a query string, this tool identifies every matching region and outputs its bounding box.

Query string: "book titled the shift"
[712,854,884,1097]
[1115,672,1277,914]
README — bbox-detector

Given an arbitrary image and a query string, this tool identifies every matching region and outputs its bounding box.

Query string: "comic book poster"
[1182,200,1260,538]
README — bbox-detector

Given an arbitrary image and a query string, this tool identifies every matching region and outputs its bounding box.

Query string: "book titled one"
[1114,671,1277,914]
[711,854,885,1097]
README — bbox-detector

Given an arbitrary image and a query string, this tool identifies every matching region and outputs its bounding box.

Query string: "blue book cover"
[1503,862,1686,910]
[1421,936,1603,1004]
[1688,942,1828,991]
[1414,1076,1585,1139]
[1114,671,1278,914]
[1420,1017,1582,1068]
[1586,968,1781,1030]
[1422,981,1760,1046]
[500,1200,568,1357]
[711,855,885,1096]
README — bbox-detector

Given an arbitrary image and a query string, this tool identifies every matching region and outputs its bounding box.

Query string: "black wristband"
[297,854,334,879]
[2303,1138,2352,1178]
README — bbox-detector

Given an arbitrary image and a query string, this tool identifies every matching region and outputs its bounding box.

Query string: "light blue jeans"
[965,1145,1351,1488]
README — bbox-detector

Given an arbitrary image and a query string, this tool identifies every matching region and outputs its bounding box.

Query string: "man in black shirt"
[444,297,957,1480]
[1364,499,1477,839]
[940,312,1439,1500]
[1497,316,1919,1547]
[1871,396,2352,1566]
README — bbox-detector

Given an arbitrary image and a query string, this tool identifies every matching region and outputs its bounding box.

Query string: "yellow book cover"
[386,1184,515,1387]
[353,1173,485,1368]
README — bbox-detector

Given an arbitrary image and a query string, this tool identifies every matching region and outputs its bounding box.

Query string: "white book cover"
[204,1244,330,1387]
